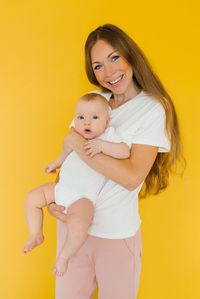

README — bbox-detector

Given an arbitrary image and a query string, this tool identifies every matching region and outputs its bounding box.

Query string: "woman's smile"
[107,74,124,87]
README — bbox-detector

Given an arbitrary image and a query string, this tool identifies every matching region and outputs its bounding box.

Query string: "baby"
[22,93,130,276]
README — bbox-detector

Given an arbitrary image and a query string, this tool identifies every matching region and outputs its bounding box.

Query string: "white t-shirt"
[82,90,170,239]
[55,127,131,212]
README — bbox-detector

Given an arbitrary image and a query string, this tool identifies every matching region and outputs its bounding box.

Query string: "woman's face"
[91,39,134,96]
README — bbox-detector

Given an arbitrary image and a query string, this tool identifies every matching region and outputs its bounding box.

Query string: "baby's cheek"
[74,124,82,135]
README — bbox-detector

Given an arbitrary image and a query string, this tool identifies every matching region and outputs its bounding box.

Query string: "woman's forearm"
[66,133,136,190]
[64,130,158,191]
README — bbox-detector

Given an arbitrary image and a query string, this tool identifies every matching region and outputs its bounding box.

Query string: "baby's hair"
[79,93,110,114]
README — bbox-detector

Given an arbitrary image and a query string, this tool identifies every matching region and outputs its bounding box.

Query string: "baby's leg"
[23,182,56,254]
[52,198,94,276]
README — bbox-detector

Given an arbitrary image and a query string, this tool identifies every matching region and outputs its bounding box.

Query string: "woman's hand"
[47,202,68,222]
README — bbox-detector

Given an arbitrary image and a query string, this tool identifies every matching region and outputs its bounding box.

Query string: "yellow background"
[0,0,199,298]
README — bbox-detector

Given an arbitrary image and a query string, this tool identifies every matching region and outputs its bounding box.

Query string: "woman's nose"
[104,63,115,79]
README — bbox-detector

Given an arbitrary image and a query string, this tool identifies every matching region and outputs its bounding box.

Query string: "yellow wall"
[0,0,199,298]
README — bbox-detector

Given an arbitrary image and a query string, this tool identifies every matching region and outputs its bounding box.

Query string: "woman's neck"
[111,83,142,109]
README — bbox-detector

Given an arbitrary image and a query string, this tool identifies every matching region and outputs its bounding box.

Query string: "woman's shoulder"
[140,91,166,116]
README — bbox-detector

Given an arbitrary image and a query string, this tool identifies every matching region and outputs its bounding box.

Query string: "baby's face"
[74,99,110,139]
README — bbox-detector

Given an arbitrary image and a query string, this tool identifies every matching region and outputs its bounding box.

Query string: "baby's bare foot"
[22,234,44,254]
[52,256,68,277]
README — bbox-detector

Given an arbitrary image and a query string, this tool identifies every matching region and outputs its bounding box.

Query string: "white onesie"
[54,127,130,213]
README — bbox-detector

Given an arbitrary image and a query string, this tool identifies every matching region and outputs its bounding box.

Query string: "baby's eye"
[112,55,119,62]
[78,116,84,120]
[94,64,102,70]
[93,116,99,119]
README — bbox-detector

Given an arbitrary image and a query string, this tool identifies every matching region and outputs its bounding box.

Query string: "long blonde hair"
[85,24,185,198]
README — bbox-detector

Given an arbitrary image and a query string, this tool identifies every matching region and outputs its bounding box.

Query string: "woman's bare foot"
[52,256,68,277]
[22,234,44,254]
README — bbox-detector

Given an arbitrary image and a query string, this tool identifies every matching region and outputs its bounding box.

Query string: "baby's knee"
[26,189,36,200]
[25,187,42,205]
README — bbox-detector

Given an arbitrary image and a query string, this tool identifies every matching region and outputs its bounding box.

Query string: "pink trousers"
[56,221,142,299]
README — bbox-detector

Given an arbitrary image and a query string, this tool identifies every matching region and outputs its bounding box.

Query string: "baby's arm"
[45,137,73,174]
[84,139,130,159]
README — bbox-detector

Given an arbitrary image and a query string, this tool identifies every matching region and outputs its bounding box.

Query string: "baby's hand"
[45,162,57,174]
[83,140,102,158]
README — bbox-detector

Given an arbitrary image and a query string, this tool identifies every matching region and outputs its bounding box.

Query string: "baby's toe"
[22,246,30,254]
[52,268,57,276]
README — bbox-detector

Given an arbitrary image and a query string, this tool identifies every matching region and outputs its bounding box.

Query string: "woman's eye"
[112,55,119,62]
[93,116,98,119]
[94,64,102,70]
[79,116,84,119]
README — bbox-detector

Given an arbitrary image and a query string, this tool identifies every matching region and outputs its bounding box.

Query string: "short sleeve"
[69,118,75,128]
[130,105,170,152]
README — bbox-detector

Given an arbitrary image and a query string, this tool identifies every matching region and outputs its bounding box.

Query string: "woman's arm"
[64,129,158,191]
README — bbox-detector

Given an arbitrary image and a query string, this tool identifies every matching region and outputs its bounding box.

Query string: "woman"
[48,24,184,299]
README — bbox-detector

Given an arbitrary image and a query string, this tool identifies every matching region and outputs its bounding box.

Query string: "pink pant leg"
[55,221,97,299]
[94,228,142,299]
[55,221,142,299]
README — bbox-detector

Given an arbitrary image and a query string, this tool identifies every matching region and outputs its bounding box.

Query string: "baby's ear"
[106,116,110,128]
